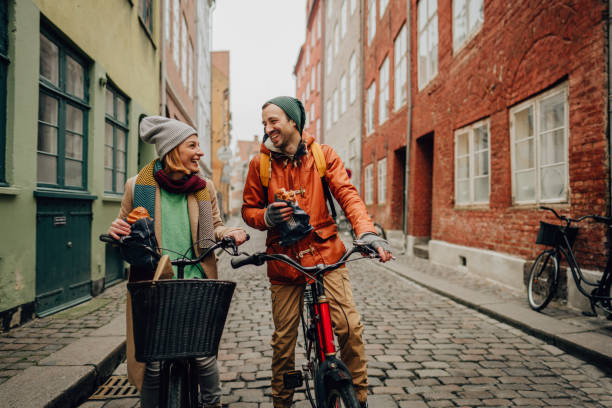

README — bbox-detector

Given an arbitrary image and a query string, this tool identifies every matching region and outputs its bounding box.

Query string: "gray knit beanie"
[139,116,197,159]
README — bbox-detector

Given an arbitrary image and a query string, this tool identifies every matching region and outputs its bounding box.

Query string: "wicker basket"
[128,279,236,362]
[536,221,578,248]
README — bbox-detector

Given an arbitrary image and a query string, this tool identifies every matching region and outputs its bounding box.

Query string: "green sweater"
[160,189,204,279]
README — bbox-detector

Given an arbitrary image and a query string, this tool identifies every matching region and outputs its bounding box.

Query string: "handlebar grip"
[99,234,117,244]
[231,254,263,269]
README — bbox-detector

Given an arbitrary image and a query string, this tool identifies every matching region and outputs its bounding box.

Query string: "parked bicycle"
[336,214,387,241]
[230,240,382,408]
[527,206,612,318]
[100,233,246,408]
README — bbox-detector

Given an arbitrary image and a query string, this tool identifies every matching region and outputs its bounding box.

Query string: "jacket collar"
[261,132,315,157]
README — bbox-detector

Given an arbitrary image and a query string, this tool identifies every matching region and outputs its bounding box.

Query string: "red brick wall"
[362,0,409,227]
[406,0,609,267]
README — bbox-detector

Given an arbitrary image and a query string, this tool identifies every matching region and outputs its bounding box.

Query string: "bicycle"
[230,240,383,408]
[335,214,387,241]
[100,233,246,407]
[527,206,612,318]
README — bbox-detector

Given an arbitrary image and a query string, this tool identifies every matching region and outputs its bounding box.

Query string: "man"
[242,96,392,408]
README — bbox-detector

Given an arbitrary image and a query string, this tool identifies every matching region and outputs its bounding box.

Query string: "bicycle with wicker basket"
[100,233,246,408]
[527,206,612,318]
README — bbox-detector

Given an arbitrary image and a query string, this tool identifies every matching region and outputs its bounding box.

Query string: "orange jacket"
[242,132,376,284]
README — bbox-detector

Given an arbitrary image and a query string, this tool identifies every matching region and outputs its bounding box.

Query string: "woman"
[108,116,247,408]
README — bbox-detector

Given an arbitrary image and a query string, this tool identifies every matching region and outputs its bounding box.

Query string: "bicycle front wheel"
[527,250,559,311]
[325,383,360,408]
[166,362,188,408]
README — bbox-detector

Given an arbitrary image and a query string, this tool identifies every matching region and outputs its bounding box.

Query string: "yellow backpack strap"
[310,142,326,178]
[260,152,271,188]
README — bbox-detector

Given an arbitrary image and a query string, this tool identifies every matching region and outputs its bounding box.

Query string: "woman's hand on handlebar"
[109,218,131,240]
[223,229,248,246]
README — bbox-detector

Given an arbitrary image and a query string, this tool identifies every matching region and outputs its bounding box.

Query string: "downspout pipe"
[402,1,413,254]
[160,0,167,115]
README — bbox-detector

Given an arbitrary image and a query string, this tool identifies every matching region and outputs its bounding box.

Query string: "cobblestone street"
[216,229,612,407]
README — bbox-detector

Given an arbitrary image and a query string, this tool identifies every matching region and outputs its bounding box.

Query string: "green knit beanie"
[266,96,306,135]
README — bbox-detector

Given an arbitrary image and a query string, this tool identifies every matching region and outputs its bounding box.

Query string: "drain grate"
[90,375,139,400]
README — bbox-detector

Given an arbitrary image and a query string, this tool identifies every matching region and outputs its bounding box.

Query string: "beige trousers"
[269,267,367,407]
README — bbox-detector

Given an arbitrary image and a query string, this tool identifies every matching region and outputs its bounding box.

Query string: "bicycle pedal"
[283,370,304,389]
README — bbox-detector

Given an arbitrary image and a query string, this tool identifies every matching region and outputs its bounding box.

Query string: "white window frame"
[350,0,356,14]
[181,14,187,85]
[510,83,569,205]
[378,57,389,124]
[316,119,320,139]
[368,0,376,44]
[417,0,438,89]
[317,8,322,39]
[326,43,333,74]
[317,62,321,91]
[380,0,389,17]
[340,73,347,114]
[164,0,170,41]
[349,52,357,104]
[366,81,375,135]
[365,164,374,204]
[453,0,484,52]
[341,1,347,37]
[326,99,332,129]
[306,81,310,101]
[311,67,316,92]
[377,158,387,204]
[306,45,310,66]
[454,118,491,205]
[333,89,339,123]
[334,23,340,56]
[310,103,315,126]
[172,0,179,65]
[394,24,408,110]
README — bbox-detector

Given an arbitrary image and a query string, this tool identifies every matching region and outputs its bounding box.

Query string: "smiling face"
[262,104,300,153]
[176,134,203,173]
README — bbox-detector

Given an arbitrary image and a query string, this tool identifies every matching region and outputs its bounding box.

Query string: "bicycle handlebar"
[230,240,380,276]
[540,206,612,225]
[99,233,250,267]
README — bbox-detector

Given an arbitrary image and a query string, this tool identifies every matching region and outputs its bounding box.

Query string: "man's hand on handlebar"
[359,233,393,262]
[223,229,248,246]
[109,218,131,240]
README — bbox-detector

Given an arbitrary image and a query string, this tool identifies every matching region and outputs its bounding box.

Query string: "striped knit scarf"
[133,159,215,249]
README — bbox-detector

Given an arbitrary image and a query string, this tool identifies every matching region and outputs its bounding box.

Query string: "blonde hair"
[162,147,192,175]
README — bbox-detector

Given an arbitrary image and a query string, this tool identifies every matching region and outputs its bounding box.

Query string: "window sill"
[0,185,21,196]
[34,188,97,201]
[454,203,490,211]
[102,195,124,203]
[138,17,157,50]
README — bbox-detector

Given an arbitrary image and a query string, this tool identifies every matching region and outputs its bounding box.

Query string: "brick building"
[294,0,323,140]
[211,51,231,218]
[229,136,260,216]
[323,0,363,191]
[363,0,610,308]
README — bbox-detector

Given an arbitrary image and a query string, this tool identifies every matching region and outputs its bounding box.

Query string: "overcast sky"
[212,0,306,145]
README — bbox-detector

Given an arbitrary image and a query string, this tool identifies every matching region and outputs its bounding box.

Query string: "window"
[350,0,357,14]
[380,0,389,16]
[316,119,320,139]
[455,119,490,205]
[378,57,389,124]
[394,24,408,109]
[511,84,569,204]
[188,41,194,97]
[163,0,170,41]
[365,164,374,204]
[317,62,321,90]
[328,0,333,16]
[349,138,357,174]
[333,89,339,122]
[173,0,179,65]
[341,1,347,37]
[377,158,387,203]
[311,67,316,92]
[340,73,347,114]
[326,99,332,129]
[181,15,187,86]
[453,0,484,51]
[139,0,153,33]
[368,0,376,43]
[418,0,438,89]
[38,30,89,189]
[349,52,357,104]
[366,82,375,135]
[0,0,8,183]
[306,80,310,101]
[105,84,129,194]
[306,45,310,66]
[317,9,322,39]
[310,104,315,125]
[326,44,333,74]
[334,24,339,56]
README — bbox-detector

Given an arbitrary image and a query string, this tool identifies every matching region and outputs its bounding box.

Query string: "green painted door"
[105,243,125,286]
[36,198,92,316]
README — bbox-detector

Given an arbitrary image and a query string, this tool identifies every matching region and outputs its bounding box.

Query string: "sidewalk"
[1,230,611,407]
[383,233,612,373]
